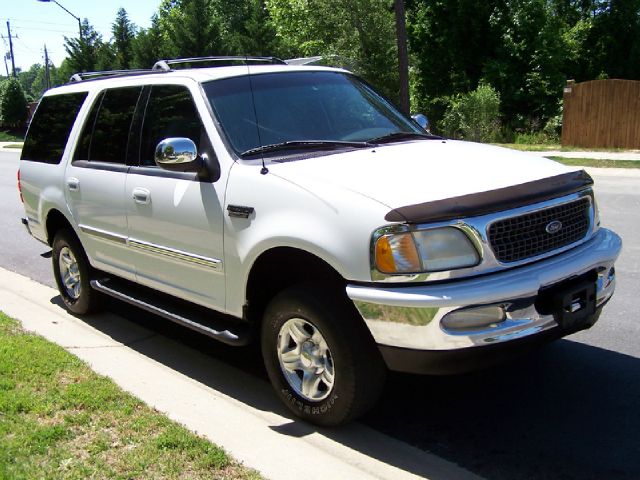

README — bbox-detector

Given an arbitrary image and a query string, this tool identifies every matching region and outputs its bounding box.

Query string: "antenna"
[245,57,268,175]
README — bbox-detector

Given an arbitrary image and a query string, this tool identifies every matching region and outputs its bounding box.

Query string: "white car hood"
[267,140,576,210]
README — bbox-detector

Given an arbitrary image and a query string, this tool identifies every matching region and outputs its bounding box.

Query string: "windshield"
[203,71,423,156]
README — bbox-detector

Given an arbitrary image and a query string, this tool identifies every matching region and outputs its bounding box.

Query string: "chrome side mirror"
[155,137,202,172]
[411,113,430,132]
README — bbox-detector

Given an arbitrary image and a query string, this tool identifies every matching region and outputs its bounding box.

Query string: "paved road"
[2,149,639,479]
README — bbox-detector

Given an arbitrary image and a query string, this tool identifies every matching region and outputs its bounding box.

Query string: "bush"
[0,78,28,128]
[440,83,501,142]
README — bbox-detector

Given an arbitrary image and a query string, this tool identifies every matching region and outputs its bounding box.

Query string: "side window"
[73,91,103,161]
[75,86,142,164]
[21,92,88,164]
[139,85,203,167]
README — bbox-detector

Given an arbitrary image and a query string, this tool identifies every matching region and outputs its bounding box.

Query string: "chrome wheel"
[277,318,335,402]
[58,246,81,300]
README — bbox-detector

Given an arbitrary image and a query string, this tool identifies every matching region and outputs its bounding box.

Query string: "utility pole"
[6,21,16,77]
[3,53,8,77]
[394,0,410,114]
[44,45,51,90]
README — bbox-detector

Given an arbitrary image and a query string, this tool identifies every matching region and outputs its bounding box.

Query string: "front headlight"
[374,227,480,274]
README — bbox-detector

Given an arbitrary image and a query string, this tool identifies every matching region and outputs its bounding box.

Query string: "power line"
[13,26,79,35]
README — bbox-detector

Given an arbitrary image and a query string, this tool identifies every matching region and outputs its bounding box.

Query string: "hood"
[266,140,576,210]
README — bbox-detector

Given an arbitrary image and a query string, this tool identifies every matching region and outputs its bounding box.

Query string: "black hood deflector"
[384,170,593,224]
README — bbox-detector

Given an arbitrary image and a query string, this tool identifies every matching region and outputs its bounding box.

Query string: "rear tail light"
[17,168,23,203]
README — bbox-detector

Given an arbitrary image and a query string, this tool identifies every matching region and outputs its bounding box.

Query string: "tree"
[484,0,566,129]
[64,19,107,72]
[0,78,28,128]
[408,0,501,126]
[18,64,41,101]
[222,0,289,57]
[266,0,399,101]
[112,8,137,69]
[441,83,501,142]
[133,14,171,68]
[158,0,225,57]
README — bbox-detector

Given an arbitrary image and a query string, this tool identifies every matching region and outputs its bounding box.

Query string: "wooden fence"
[562,79,640,149]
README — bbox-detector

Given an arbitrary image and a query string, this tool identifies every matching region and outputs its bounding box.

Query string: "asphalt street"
[2,148,639,479]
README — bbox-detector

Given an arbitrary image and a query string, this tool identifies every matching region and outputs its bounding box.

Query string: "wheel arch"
[244,246,349,325]
[45,208,77,246]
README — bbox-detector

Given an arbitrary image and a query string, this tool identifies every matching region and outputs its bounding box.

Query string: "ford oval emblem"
[545,220,563,234]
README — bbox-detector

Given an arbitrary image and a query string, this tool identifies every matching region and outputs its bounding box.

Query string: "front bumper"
[347,228,621,366]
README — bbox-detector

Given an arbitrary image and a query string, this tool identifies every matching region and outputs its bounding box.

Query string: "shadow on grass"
[55,295,640,480]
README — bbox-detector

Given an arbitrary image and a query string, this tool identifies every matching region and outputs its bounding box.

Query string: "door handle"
[132,187,151,205]
[67,177,80,192]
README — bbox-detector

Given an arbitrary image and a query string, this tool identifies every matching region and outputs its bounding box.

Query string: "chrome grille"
[488,197,591,263]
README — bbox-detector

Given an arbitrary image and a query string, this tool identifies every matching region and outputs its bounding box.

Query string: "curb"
[0,267,482,480]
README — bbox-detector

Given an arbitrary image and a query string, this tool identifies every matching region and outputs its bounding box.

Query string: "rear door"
[66,86,143,280]
[125,83,226,310]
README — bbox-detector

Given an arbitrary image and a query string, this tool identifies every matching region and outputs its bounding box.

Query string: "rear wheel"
[261,285,386,426]
[52,229,103,315]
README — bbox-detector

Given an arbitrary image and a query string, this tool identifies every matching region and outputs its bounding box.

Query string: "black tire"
[261,285,386,426]
[52,229,104,315]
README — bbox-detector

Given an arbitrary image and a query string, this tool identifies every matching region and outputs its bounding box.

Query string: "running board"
[90,278,252,346]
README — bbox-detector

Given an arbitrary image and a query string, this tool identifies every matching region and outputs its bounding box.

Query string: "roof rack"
[69,69,157,83]
[68,56,288,83]
[152,56,286,71]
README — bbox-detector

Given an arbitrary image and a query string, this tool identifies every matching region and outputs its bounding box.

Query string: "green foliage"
[63,19,113,73]
[132,14,172,68]
[17,63,61,99]
[441,83,501,142]
[514,131,555,145]
[266,0,399,101]
[112,8,137,69]
[0,78,28,128]
[408,0,640,136]
[158,0,225,57]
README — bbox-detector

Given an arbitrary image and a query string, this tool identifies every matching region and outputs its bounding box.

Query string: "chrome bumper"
[347,228,621,351]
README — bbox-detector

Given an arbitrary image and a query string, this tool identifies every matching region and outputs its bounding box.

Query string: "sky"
[1,0,163,74]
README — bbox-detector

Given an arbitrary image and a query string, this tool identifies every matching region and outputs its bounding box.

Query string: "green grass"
[3,143,22,149]
[0,130,23,142]
[0,312,261,480]
[547,156,640,169]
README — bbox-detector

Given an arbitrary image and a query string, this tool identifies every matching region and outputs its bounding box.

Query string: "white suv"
[19,57,621,426]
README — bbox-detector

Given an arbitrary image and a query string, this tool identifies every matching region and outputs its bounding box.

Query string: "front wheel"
[261,285,386,426]
[52,229,103,315]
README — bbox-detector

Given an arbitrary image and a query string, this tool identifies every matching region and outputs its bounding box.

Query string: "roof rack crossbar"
[152,56,286,71]
[69,68,158,83]
[68,56,288,83]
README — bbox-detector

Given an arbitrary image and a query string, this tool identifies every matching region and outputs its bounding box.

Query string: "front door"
[125,84,226,310]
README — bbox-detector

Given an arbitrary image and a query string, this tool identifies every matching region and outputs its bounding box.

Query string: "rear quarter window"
[21,92,88,164]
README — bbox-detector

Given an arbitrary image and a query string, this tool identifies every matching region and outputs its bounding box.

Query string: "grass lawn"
[548,156,640,169]
[0,312,260,480]
[0,131,24,142]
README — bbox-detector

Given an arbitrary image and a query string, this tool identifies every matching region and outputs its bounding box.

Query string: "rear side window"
[74,86,143,164]
[139,85,203,166]
[21,92,88,164]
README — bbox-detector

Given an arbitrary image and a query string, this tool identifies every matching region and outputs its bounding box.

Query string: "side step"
[90,278,252,346]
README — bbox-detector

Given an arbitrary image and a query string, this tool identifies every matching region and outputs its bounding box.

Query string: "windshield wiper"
[241,140,372,157]
[368,131,441,144]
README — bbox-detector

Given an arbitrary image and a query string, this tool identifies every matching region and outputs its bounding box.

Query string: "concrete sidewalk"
[0,267,481,480]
